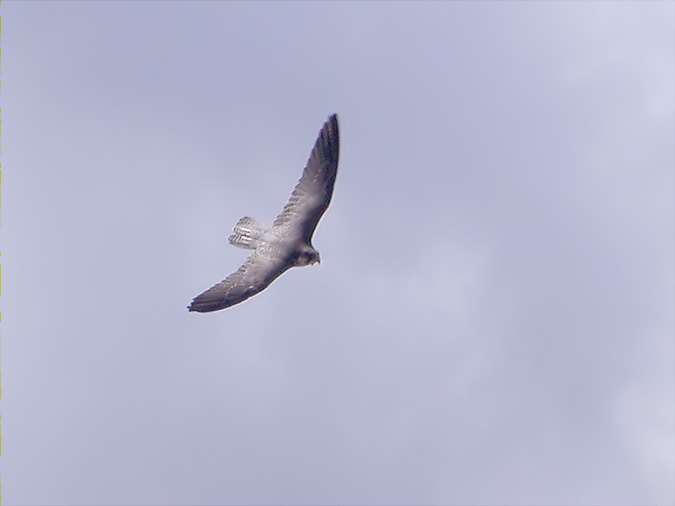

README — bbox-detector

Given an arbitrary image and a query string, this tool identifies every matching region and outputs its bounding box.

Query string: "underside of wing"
[273,114,340,241]
[188,253,291,313]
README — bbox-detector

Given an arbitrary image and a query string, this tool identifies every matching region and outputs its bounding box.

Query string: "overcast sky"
[4,2,675,505]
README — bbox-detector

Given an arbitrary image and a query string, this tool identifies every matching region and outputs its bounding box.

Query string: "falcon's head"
[295,247,321,267]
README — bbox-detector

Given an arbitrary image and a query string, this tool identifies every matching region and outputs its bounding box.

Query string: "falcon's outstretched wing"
[273,114,340,241]
[188,253,291,313]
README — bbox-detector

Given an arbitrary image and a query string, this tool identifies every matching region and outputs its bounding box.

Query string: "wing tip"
[320,113,340,163]
[187,297,219,313]
[187,303,215,313]
[187,298,215,313]
[328,113,339,133]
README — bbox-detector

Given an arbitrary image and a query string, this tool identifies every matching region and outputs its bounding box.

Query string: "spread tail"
[228,216,266,249]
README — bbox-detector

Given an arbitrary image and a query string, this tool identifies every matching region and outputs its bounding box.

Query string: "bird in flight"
[188,114,340,313]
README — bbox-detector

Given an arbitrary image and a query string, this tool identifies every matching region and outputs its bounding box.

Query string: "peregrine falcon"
[188,114,340,313]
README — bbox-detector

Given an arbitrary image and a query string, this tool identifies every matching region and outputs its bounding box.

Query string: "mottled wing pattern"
[188,252,291,313]
[272,114,340,241]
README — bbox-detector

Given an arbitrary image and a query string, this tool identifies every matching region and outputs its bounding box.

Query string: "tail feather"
[228,216,267,250]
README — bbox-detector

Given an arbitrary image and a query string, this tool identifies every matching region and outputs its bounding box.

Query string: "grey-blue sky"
[4,2,674,505]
